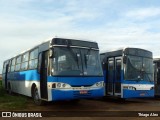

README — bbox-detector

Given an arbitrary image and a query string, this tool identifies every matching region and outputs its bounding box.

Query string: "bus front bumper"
[123,89,154,98]
[51,87,105,101]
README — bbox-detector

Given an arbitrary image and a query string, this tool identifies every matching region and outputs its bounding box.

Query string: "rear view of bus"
[2,38,104,105]
[100,48,154,99]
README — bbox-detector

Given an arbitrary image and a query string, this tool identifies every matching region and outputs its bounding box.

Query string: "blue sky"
[0,0,160,72]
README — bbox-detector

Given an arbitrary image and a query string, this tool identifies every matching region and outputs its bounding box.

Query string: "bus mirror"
[123,56,127,64]
[49,49,54,58]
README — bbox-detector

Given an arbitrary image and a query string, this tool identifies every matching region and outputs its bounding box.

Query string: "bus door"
[107,58,114,95]
[39,51,48,100]
[4,63,9,89]
[114,57,122,96]
[154,62,160,96]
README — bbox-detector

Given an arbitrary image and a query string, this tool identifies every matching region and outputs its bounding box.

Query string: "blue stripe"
[7,70,104,87]
[7,70,40,81]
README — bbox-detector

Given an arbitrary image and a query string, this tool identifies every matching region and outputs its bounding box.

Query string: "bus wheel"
[33,87,44,105]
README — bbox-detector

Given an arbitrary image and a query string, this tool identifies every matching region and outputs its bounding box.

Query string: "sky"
[0,0,160,72]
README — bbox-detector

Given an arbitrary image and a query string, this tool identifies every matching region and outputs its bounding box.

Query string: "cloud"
[0,0,160,72]
[125,7,160,20]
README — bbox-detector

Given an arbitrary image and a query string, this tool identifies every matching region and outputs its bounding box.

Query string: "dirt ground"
[25,97,160,111]
[2,97,160,120]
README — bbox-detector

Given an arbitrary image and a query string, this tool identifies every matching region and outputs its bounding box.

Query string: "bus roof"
[51,38,98,49]
[100,47,151,54]
[6,37,98,60]
[100,47,125,54]
[100,47,152,58]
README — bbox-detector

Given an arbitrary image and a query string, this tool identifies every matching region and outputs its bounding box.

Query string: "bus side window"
[2,62,6,74]
[21,52,29,70]
[108,59,114,81]
[116,59,121,81]
[11,58,16,72]
[29,48,38,69]
[15,56,22,71]
[8,60,11,72]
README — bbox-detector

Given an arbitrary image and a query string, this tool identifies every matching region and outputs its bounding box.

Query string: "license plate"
[80,90,88,94]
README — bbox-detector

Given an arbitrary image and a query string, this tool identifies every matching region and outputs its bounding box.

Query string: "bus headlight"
[53,82,71,89]
[128,86,136,90]
[123,86,136,90]
[62,83,66,88]
[95,81,104,87]
[57,83,61,88]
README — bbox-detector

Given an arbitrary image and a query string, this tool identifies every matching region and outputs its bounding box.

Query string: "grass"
[0,80,28,110]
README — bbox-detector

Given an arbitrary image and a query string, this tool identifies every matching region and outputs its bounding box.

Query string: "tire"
[33,87,44,105]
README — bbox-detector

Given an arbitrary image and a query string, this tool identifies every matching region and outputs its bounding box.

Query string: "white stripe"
[122,84,154,90]
[8,80,40,97]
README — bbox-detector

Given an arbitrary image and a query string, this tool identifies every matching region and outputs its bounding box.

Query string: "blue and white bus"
[100,47,154,99]
[2,38,104,105]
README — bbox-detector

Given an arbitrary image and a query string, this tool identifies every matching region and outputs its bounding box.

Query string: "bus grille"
[73,91,92,98]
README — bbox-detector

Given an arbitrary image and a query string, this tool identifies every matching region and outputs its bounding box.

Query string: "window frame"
[21,52,29,71]
[28,48,39,70]
[15,55,22,71]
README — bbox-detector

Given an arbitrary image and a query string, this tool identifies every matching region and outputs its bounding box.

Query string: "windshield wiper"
[68,48,80,69]
[141,69,152,82]
[84,49,92,69]
[84,54,88,68]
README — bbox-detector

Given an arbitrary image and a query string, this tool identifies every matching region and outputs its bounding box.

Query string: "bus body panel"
[5,70,40,97]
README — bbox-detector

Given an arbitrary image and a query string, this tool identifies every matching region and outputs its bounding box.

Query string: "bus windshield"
[52,47,103,76]
[125,55,154,81]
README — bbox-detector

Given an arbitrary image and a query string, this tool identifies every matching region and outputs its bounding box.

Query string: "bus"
[100,47,154,99]
[153,58,160,96]
[2,38,104,105]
